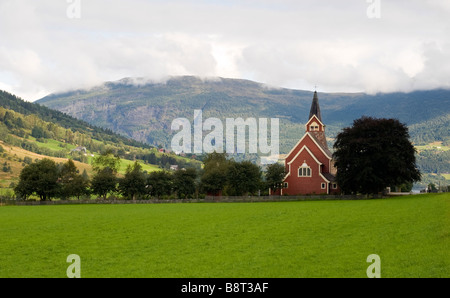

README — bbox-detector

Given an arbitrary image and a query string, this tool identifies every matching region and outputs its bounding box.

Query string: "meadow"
[0,193,448,278]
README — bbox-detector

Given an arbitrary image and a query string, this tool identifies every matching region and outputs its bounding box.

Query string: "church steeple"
[306,91,328,150]
[309,91,322,121]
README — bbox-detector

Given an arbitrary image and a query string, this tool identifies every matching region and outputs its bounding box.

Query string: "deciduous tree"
[14,158,59,201]
[265,163,287,195]
[333,117,421,194]
[118,161,146,200]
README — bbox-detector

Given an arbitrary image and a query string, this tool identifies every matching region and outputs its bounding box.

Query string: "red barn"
[277,91,340,195]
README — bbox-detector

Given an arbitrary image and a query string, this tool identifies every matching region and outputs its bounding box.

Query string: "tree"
[265,163,287,194]
[92,150,121,174]
[333,117,421,194]
[59,159,89,200]
[173,168,197,199]
[427,183,437,193]
[226,160,262,196]
[118,161,146,200]
[14,158,59,201]
[31,126,47,139]
[146,170,173,198]
[200,152,229,196]
[90,167,117,199]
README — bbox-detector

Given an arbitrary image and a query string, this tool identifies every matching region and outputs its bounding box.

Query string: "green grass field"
[29,137,76,152]
[0,194,448,278]
[118,158,161,174]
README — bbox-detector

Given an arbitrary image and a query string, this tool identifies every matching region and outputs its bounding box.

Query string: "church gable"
[285,133,331,166]
[305,115,325,133]
[283,145,330,195]
[285,145,323,179]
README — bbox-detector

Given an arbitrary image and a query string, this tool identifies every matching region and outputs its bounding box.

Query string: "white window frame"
[298,166,312,177]
[321,183,326,190]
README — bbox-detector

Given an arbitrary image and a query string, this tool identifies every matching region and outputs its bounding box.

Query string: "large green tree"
[14,158,59,201]
[59,159,89,200]
[146,170,173,198]
[333,117,421,194]
[118,161,146,200]
[226,160,262,196]
[173,168,197,199]
[90,167,117,199]
[200,152,230,196]
[265,163,287,194]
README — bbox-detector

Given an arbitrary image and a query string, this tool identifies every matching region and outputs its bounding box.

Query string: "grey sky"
[1,0,450,101]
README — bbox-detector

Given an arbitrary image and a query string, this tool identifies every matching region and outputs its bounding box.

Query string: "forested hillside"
[36,76,450,189]
[0,90,201,189]
[37,76,450,149]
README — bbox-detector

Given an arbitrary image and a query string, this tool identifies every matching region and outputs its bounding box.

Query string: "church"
[276,91,340,195]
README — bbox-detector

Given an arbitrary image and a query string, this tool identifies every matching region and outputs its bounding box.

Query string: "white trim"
[285,133,309,162]
[288,145,323,166]
[305,115,325,131]
[284,145,321,181]
[319,173,330,183]
[285,133,332,164]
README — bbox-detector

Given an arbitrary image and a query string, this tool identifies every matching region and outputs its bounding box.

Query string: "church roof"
[309,91,322,122]
[307,132,333,158]
[322,173,336,182]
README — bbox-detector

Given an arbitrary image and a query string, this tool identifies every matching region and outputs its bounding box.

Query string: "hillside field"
[0,193,448,278]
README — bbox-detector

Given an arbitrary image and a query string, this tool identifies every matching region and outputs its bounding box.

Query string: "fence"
[1,194,386,206]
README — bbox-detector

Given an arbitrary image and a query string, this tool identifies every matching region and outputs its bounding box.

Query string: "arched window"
[298,162,312,177]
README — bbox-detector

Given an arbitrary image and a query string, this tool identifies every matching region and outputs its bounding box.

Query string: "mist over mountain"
[37,76,450,153]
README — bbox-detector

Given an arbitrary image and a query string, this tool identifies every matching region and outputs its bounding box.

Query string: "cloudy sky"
[1,0,450,101]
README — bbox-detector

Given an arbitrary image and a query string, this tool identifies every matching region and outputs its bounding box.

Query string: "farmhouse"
[71,146,87,154]
[277,91,340,195]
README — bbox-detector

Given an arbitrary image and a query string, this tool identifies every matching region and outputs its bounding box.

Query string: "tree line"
[12,116,424,200]
[13,152,287,201]
[0,104,200,170]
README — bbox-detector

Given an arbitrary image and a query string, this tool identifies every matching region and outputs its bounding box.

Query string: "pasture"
[0,193,448,278]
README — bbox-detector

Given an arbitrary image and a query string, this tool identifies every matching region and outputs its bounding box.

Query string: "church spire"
[309,91,322,121]
[306,90,328,150]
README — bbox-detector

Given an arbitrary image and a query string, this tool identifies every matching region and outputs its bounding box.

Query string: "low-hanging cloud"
[0,0,449,101]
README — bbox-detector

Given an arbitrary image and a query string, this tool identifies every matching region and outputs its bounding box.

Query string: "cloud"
[0,0,449,100]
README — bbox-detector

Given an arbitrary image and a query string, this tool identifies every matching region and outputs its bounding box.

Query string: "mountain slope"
[37,76,450,153]
[0,90,201,188]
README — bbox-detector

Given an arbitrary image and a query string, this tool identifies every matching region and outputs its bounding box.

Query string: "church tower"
[305,91,328,150]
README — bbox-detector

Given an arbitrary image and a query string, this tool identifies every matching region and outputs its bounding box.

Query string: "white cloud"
[0,0,449,101]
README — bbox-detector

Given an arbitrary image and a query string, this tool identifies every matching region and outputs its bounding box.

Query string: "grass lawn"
[0,193,448,278]
[415,141,450,152]
[118,158,161,174]
[28,137,76,152]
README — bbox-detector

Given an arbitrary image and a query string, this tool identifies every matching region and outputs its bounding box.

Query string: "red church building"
[277,91,340,195]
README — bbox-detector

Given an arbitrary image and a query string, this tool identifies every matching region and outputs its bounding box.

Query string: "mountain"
[37,76,450,153]
[0,90,201,188]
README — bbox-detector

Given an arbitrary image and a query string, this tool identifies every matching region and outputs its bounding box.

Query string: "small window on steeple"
[309,121,320,131]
